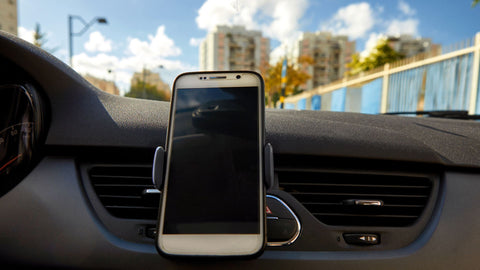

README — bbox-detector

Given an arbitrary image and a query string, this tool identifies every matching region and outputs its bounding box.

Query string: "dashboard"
[2,30,480,269]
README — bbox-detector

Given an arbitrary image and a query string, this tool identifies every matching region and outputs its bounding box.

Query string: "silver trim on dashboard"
[355,199,384,206]
[143,189,161,194]
[266,195,301,247]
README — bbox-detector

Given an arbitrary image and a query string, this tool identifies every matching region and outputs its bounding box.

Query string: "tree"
[124,80,170,101]
[33,23,46,48]
[262,55,313,107]
[473,0,479,7]
[347,39,404,75]
[32,23,57,53]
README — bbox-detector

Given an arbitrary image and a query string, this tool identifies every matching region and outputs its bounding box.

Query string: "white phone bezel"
[157,72,265,256]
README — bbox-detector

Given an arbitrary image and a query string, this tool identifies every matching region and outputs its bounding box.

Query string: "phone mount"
[152,143,275,190]
[152,143,301,247]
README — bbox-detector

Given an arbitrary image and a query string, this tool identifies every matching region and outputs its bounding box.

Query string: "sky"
[16,0,480,95]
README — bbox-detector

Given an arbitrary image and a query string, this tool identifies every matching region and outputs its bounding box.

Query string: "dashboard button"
[146,227,157,239]
[267,218,297,242]
[343,233,380,245]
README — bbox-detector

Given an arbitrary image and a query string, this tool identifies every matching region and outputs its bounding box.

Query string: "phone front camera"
[236,75,241,79]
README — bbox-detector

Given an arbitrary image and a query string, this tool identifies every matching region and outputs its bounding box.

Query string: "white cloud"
[361,33,385,57]
[321,2,375,39]
[117,56,193,72]
[386,19,419,36]
[398,0,416,16]
[269,44,287,65]
[261,0,307,43]
[18,26,35,43]
[127,25,181,58]
[72,25,193,94]
[189,37,204,47]
[84,31,112,53]
[195,0,308,43]
[196,0,238,30]
[72,53,119,79]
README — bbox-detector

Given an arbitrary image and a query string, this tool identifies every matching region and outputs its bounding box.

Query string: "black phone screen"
[163,86,260,234]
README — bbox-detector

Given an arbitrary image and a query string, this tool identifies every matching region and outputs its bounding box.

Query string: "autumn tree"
[262,55,313,107]
[347,39,404,75]
[125,80,170,101]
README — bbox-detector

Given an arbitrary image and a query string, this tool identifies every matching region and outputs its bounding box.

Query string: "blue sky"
[17,0,480,94]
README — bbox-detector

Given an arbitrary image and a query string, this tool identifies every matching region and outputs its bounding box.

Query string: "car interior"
[2,26,480,269]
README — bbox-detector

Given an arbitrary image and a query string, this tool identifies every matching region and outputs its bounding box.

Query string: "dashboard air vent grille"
[278,170,433,227]
[88,165,159,220]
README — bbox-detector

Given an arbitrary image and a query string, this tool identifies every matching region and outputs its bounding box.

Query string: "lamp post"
[68,15,108,67]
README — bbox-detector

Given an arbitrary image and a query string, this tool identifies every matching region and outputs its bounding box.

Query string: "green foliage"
[473,0,479,7]
[33,23,45,48]
[32,23,58,53]
[124,80,170,101]
[347,39,404,75]
[271,92,281,108]
[262,55,313,107]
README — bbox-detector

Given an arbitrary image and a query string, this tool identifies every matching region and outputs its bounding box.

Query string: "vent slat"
[289,192,428,198]
[90,175,152,180]
[305,204,424,216]
[313,213,419,218]
[99,195,142,199]
[89,165,159,220]
[93,184,153,187]
[278,169,433,227]
[105,206,158,210]
[281,183,430,189]
[302,202,424,208]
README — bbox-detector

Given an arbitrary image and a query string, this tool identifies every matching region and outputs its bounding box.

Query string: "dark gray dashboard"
[1,30,480,269]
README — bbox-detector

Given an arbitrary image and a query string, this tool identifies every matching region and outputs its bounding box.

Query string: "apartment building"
[200,25,269,72]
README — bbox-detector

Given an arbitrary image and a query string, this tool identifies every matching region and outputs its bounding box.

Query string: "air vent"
[88,165,160,220]
[278,170,433,227]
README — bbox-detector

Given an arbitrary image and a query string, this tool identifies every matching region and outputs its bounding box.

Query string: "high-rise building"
[293,32,355,89]
[0,0,18,35]
[386,35,441,58]
[199,25,270,72]
[83,74,120,96]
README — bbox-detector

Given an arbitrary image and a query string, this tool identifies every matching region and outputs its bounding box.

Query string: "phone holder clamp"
[152,143,275,190]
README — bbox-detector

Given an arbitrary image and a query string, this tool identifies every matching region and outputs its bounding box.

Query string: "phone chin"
[158,234,264,257]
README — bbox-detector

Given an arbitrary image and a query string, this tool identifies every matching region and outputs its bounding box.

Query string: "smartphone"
[156,71,265,257]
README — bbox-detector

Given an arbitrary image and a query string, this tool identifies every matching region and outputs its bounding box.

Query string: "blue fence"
[387,67,425,112]
[283,33,480,114]
[293,78,384,114]
[424,53,473,111]
[361,78,382,114]
[311,95,321,110]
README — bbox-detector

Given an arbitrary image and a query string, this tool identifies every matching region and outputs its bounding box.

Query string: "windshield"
[5,0,480,115]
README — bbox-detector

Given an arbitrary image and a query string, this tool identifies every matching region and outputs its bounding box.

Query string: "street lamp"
[68,15,108,67]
